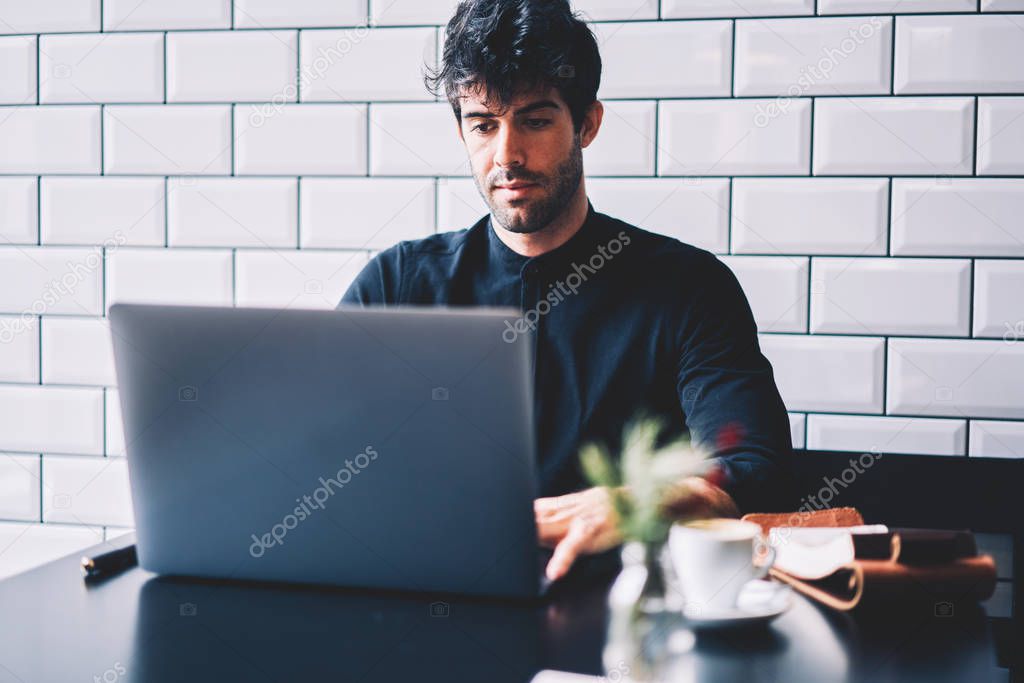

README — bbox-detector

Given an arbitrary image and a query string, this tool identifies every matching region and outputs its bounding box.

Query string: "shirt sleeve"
[674,252,795,514]
[337,246,402,307]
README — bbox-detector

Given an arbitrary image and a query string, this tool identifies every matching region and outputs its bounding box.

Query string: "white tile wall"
[593,21,732,99]
[587,178,730,253]
[888,338,1024,419]
[300,27,436,102]
[167,177,298,248]
[895,16,1024,94]
[734,17,893,97]
[0,36,36,105]
[807,414,967,455]
[973,260,1024,338]
[2,1,1023,579]
[977,98,1024,175]
[39,33,164,104]
[0,177,39,244]
[891,179,1024,256]
[732,178,888,255]
[658,99,811,175]
[813,97,975,175]
[810,258,971,336]
[41,177,166,246]
[167,31,298,103]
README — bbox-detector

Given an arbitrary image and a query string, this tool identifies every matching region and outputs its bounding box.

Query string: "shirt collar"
[487,199,603,273]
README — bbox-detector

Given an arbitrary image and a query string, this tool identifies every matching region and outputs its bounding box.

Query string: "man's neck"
[490,191,589,258]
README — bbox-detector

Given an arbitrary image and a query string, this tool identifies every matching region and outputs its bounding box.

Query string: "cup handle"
[752,541,776,581]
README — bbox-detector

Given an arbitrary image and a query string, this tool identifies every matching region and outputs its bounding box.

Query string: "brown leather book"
[740,508,998,612]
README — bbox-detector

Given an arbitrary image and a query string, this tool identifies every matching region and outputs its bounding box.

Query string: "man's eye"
[526,119,551,128]
[472,122,494,133]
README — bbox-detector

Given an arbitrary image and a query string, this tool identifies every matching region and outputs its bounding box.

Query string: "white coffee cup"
[668,518,775,613]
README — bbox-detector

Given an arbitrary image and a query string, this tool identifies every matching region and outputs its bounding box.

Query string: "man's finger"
[545,516,594,581]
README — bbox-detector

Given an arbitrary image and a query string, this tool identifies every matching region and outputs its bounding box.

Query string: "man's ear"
[580,100,604,149]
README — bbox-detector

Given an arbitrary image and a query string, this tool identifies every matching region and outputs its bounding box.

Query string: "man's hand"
[535,487,622,581]
[535,476,739,581]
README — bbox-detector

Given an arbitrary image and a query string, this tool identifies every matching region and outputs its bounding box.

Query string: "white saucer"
[681,580,792,630]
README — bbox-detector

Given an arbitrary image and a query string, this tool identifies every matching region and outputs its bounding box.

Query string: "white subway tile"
[760,334,885,413]
[735,17,892,97]
[0,385,103,454]
[370,102,468,175]
[0,106,101,174]
[0,177,38,245]
[0,316,38,383]
[235,103,367,175]
[807,414,966,455]
[40,316,115,386]
[982,0,1024,8]
[235,0,366,27]
[41,177,165,246]
[587,177,730,254]
[811,258,971,336]
[732,178,888,255]
[235,250,370,309]
[0,0,99,34]
[574,0,659,20]
[662,0,813,18]
[103,0,230,30]
[39,33,163,104]
[585,100,656,176]
[300,27,435,101]
[720,256,809,333]
[814,97,974,175]
[105,389,125,456]
[437,178,488,230]
[895,16,1024,94]
[0,35,36,104]
[42,455,133,527]
[789,413,806,449]
[300,178,434,249]
[168,31,297,103]
[888,338,1024,419]
[977,97,1024,175]
[820,0,976,11]
[970,421,1024,458]
[0,522,102,580]
[0,454,40,521]
[659,99,811,175]
[0,246,103,316]
[973,260,1024,338]
[106,248,233,310]
[370,0,457,25]
[593,21,732,99]
[891,179,1024,256]
[104,105,231,175]
[167,177,297,248]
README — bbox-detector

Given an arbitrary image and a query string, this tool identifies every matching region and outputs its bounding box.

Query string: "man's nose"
[492,125,525,169]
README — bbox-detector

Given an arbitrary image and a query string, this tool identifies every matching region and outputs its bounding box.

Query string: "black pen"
[81,544,137,581]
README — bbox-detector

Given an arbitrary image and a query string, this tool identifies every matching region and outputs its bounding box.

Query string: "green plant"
[579,414,710,545]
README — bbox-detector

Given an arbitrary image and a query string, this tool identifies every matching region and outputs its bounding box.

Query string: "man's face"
[457,85,588,234]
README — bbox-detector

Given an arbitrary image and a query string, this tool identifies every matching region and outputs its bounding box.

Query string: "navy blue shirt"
[339,199,794,513]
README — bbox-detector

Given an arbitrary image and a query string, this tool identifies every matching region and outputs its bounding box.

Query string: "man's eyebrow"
[461,99,561,120]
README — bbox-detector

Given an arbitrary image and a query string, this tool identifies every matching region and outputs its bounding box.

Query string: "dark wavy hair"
[424,0,602,133]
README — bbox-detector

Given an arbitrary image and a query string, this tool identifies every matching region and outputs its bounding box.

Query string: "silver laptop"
[109,303,550,599]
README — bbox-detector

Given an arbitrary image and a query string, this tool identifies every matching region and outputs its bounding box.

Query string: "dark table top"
[0,537,1006,683]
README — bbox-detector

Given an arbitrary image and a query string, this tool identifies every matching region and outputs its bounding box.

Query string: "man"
[339,0,794,581]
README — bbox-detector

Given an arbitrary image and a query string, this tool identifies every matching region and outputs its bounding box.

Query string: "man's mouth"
[495,182,539,198]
